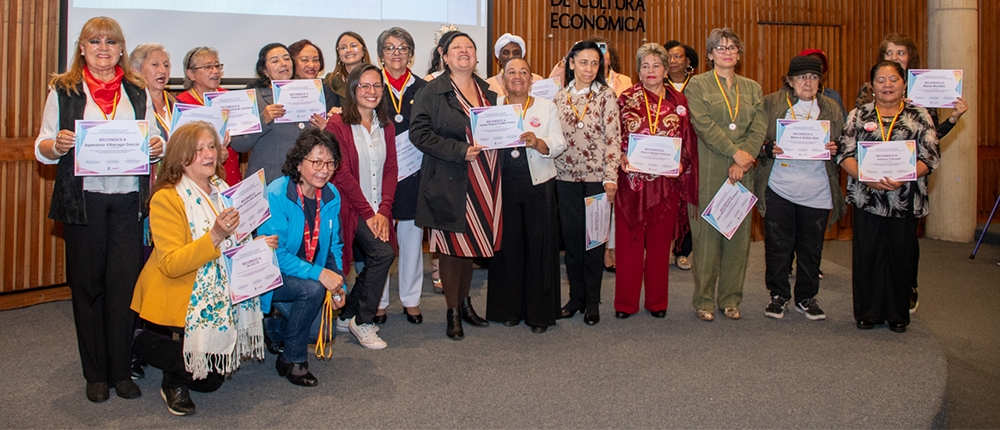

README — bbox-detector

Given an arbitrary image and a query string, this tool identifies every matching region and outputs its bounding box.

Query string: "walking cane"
[970,192,1000,259]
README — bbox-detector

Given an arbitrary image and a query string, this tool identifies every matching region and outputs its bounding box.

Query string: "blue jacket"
[257,176,344,312]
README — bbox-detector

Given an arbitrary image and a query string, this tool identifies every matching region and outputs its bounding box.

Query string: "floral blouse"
[552,81,622,183]
[838,102,940,218]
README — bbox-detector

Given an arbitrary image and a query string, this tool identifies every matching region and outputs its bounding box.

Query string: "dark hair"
[288,39,325,78]
[441,32,476,74]
[331,31,371,80]
[663,40,699,70]
[427,30,460,75]
[563,41,608,88]
[877,33,920,70]
[586,36,621,73]
[248,43,288,89]
[870,60,906,84]
[341,63,391,126]
[282,128,342,184]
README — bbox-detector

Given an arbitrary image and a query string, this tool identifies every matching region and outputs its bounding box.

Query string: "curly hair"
[153,121,224,194]
[877,33,920,70]
[289,39,325,78]
[663,40,699,70]
[281,128,342,185]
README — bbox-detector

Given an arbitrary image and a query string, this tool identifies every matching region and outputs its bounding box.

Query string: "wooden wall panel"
[979,1,1000,223]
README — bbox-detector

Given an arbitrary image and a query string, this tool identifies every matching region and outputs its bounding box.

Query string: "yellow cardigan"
[131,186,222,327]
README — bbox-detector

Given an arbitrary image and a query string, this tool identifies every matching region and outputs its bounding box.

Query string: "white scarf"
[175,174,264,379]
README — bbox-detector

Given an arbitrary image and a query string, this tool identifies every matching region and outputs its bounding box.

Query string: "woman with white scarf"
[131,121,273,416]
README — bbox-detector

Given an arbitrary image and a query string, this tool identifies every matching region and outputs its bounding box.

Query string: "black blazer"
[410,71,497,232]
[389,77,428,220]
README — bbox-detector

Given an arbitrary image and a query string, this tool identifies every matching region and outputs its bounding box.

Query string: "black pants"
[556,181,606,313]
[673,230,692,258]
[852,208,918,326]
[63,191,143,384]
[132,324,224,392]
[764,188,830,302]
[486,170,560,327]
[342,215,395,324]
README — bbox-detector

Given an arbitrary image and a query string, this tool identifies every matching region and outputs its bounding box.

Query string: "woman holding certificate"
[35,16,164,403]
[176,47,240,186]
[231,43,327,184]
[325,32,372,106]
[131,121,268,415]
[131,43,175,139]
[685,28,767,322]
[756,56,845,321]
[325,63,397,349]
[373,27,429,324]
[552,41,622,325]
[838,61,939,333]
[613,43,698,320]
[410,32,499,340]
[485,58,567,333]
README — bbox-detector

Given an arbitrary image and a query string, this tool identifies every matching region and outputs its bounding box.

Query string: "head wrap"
[494,33,526,59]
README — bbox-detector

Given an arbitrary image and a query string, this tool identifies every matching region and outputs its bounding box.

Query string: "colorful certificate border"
[857,140,918,182]
[74,120,150,176]
[774,119,831,160]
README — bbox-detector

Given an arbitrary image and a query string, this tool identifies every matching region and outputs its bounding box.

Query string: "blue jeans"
[264,276,326,363]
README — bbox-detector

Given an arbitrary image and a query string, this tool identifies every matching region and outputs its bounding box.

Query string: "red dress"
[175,88,242,186]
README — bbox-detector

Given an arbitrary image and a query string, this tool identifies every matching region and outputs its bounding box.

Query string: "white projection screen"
[64,0,490,83]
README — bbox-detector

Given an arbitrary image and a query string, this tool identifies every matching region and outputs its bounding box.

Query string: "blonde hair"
[50,17,144,95]
[130,43,168,74]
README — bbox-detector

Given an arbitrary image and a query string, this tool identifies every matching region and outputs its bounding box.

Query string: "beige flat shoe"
[696,309,715,322]
[723,307,741,320]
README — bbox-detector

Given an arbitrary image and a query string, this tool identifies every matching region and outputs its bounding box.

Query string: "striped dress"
[428,80,503,257]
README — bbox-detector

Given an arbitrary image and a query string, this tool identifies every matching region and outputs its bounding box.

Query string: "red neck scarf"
[385,68,411,93]
[83,65,125,116]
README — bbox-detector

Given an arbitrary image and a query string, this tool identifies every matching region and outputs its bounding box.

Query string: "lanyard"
[191,177,224,217]
[154,90,173,133]
[785,96,815,120]
[713,70,740,126]
[382,67,409,117]
[642,87,664,135]
[875,101,905,142]
[567,90,591,125]
[668,74,691,92]
[515,96,532,120]
[296,184,323,263]
[188,89,205,106]
[100,92,120,120]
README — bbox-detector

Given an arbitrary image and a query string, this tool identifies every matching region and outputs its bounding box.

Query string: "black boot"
[446,308,464,340]
[459,297,490,326]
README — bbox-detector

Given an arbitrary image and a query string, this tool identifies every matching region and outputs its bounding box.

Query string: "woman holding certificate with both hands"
[685,28,767,322]
[756,55,845,321]
[838,61,939,333]
[613,43,698,320]
[176,47,239,185]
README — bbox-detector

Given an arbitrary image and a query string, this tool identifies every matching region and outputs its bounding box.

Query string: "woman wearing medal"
[176,47,239,185]
[485,58,566,333]
[662,40,699,271]
[613,43,698,320]
[552,41,622,325]
[131,44,175,139]
[685,28,767,322]
[372,27,428,325]
[230,43,328,184]
[838,61,939,333]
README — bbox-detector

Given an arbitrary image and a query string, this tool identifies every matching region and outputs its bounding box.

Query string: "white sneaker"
[336,317,351,333]
[349,318,387,350]
[676,256,692,271]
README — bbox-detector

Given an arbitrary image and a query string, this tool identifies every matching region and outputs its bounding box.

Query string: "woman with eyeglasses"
[325,32,372,107]
[372,27,429,324]
[839,61,939,333]
[325,63,398,349]
[684,28,767,322]
[176,47,239,185]
[662,40,699,271]
[756,55,845,322]
[231,43,328,184]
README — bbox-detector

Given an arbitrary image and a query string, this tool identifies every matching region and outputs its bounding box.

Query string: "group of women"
[37,16,967,416]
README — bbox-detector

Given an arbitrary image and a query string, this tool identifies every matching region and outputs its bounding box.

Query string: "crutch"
[970,191,1000,259]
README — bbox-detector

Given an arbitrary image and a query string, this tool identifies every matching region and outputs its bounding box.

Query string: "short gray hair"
[705,27,745,63]
[129,43,168,74]
[376,27,415,64]
[181,46,219,89]
[634,43,669,75]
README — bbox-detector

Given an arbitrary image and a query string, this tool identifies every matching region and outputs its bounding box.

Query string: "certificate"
[73,120,150,176]
[907,69,963,108]
[205,90,261,136]
[470,104,524,150]
[529,77,561,101]
[626,134,681,176]
[271,79,327,123]
[220,169,271,242]
[701,181,758,240]
[857,140,917,182]
[774,119,830,160]
[222,239,283,304]
[395,130,422,181]
[171,103,228,139]
[584,192,611,250]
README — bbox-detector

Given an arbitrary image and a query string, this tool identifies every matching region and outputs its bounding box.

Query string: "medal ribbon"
[382,67,408,118]
[642,87,663,135]
[567,91,590,125]
[668,74,691,92]
[154,90,173,133]
[875,101,904,142]
[188,89,205,106]
[296,184,323,263]
[785,96,815,120]
[713,70,740,126]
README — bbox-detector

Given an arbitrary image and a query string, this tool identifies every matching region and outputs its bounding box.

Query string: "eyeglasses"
[338,43,361,53]
[383,45,411,55]
[713,45,739,54]
[191,63,224,71]
[304,158,336,171]
[874,76,902,84]
[668,54,686,61]
[357,82,384,92]
[793,74,820,82]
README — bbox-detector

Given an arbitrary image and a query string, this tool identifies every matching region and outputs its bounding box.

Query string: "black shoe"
[404,310,423,324]
[604,265,616,273]
[446,308,464,340]
[263,330,284,355]
[160,386,196,416]
[650,310,667,318]
[889,323,907,333]
[559,307,578,319]
[615,311,631,319]
[459,297,489,326]
[373,313,387,324]
[86,381,110,403]
[584,313,600,325]
[131,355,146,380]
[276,356,319,387]
[530,325,547,333]
[113,379,142,399]
[502,320,520,327]
[764,295,788,319]
[856,320,875,330]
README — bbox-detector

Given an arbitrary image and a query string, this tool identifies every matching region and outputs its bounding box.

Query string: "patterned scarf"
[175,174,264,379]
